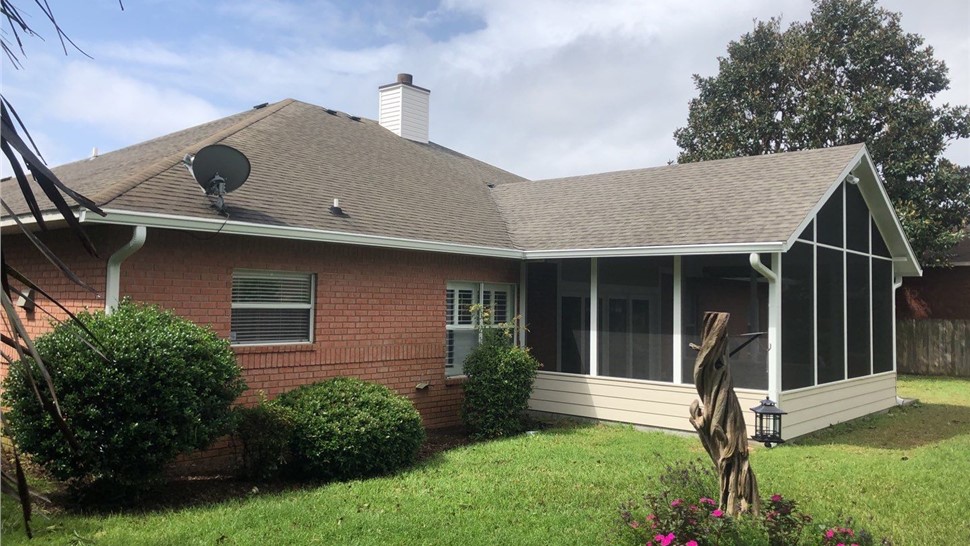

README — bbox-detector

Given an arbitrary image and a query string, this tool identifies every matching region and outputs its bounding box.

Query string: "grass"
[3,375,968,545]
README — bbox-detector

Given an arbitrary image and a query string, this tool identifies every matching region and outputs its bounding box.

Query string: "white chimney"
[379,73,430,144]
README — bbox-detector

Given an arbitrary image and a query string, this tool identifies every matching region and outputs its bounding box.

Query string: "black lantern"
[750,398,786,448]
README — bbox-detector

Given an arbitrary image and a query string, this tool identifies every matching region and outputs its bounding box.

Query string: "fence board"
[896,319,970,377]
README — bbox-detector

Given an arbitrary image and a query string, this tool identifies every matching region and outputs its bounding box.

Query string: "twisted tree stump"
[688,312,760,516]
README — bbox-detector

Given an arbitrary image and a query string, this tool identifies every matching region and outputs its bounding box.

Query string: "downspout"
[105,226,147,314]
[892,274,903,394]
[750,253,781,405]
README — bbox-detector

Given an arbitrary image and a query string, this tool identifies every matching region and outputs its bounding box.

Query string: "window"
[231,270,315,344]
[445,282,516,377]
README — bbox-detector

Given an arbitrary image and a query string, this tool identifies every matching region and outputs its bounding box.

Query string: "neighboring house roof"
[1,99,920,275]
[951,236,970,266]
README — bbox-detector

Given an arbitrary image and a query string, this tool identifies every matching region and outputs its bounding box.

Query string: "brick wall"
[2,225,520,471]
[897,266,970,320]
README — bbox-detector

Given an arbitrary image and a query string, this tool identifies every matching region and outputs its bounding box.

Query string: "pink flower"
[686,541,699,546]
[653,533,676,546]
[699,497,716,506]
[826,529,836,539]
[711,509,724,518]
[670,499,683,508]
[629,521,640,529]
[771,494,782,502]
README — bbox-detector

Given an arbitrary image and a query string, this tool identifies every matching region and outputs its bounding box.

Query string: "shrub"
[274,377,425,481]
[1,301,245,494]
[235,393,294,480]
[461,319,540,439]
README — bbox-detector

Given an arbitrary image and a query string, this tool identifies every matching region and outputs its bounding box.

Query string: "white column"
[673,256,683,384]
[589,257,598,376]
[518,261,528,347]
[768,252,783,403]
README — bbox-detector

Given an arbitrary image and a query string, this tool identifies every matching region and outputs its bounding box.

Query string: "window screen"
[231,270,314,344]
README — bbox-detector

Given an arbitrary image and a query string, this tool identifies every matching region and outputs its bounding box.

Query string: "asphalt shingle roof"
[3,100,524,249]
[2,100,866,253]
[491,144,864,250]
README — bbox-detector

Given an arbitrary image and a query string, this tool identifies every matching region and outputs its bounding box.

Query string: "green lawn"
[3,375,968,545]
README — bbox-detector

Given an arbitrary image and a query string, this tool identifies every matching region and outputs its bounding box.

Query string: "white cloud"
[48,62,224,143]
[4,0,967,173]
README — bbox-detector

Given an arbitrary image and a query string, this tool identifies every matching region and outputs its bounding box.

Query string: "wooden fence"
[896,319,970,377]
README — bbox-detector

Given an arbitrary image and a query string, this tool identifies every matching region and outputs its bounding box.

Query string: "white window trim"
[445,281,517,377]
[231,269,316,346]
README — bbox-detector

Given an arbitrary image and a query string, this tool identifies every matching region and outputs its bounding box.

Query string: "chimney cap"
[397,73,413,85]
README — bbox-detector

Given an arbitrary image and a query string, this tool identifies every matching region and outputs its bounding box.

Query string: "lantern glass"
[750,397,786,448]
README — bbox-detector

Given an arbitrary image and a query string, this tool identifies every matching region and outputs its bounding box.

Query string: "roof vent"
[378,73,430,143]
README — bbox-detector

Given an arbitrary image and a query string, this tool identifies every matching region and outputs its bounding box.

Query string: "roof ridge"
[530,143,866,184]
[93,99,296,207]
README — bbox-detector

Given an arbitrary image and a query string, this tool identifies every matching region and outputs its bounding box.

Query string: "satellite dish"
[183,144,251,213]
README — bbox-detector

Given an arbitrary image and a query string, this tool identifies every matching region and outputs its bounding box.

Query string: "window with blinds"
[231,270,315,344]
[445,282,515,376]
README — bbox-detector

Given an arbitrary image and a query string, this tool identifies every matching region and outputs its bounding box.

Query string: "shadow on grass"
[31,421,596,517]
[790,402,970,450]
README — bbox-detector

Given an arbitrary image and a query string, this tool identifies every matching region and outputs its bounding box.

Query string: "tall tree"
[2,1,118,537]
[674,0,970,265]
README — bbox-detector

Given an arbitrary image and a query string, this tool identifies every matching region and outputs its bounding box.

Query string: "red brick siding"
[2,225,520,470]
[897,267,970,320]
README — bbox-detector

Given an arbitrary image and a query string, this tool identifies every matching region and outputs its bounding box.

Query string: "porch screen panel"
[817,183,843,247]
[782,242,815,390]
[231,270,314,344]
[558,259,590,374]
[597,257,672,381]
[817,247,845,383]
[846,253,871,378]
[872,259,894,373]
[845,183,870,253]
[682,254,768,389]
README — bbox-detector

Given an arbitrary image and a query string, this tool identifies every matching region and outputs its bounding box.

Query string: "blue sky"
[2,0,967,180]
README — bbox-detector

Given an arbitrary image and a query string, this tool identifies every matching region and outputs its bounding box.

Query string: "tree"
[674,0,970,265]
[2,1,119,536]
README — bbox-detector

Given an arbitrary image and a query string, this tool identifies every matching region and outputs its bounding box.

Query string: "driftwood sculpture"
[688,312,760,516]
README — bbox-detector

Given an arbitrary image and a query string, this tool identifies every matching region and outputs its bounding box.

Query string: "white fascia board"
[783,146,864,251]
[0,210,76,232]
[79,209,524,259]
[782,146,922,278]
[73,209,783,260]
[523,242,785,259]
[857,150,922,277]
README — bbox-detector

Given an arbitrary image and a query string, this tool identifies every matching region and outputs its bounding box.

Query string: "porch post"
[673,256,683,384]
[589,257,599,376]
[768,252,782,403]
[518,261,528,348]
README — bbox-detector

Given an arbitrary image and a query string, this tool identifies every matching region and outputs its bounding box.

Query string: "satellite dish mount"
[182,144,251,215]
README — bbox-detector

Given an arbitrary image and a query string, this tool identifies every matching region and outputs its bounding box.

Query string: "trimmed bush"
[235,395,294,480]
[274,377,425,481]
[1,301,245,493]
[461,328,540,439]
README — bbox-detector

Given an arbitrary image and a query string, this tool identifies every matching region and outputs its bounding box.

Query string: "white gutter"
[524,242,785,259]
[75,209,790,261]
[105,225,147,314]
[750,252,781,404]
[80,209,522,260]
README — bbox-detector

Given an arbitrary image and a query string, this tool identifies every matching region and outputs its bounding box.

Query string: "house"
[896,236,970,376]
[1,74,921,459]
